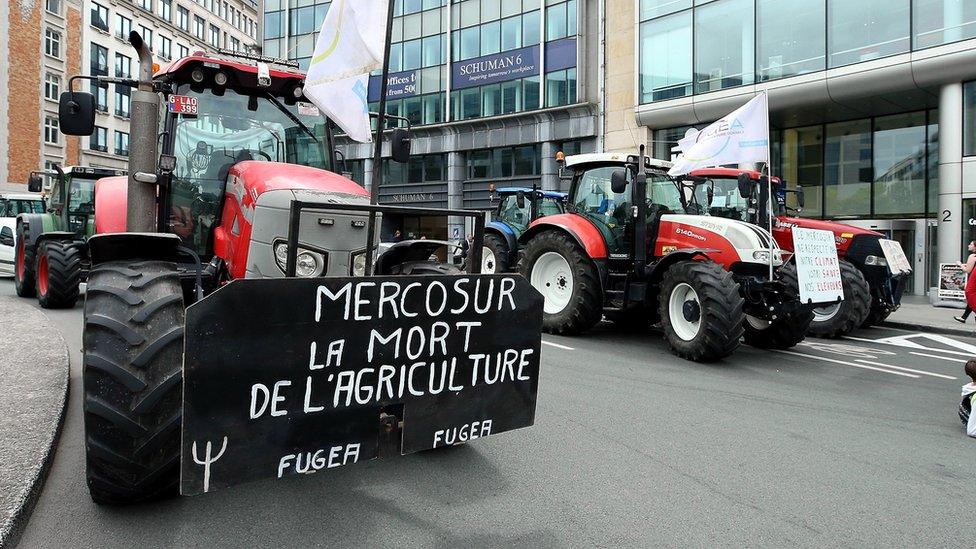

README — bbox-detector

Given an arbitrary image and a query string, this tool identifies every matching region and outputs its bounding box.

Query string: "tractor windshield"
[496,195,531,228]
[165,85,331,255]
[0,198,44,216]
[690,178,751,221]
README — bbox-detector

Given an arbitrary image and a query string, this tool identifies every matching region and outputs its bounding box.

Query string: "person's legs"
[955,306,972,323]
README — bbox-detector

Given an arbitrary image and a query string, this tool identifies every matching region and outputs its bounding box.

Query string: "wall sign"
[452,44,540,90]
[939,263,966,300]
[544,37,577,72]
[792,227,845,305]
[180,275,543,496]
[367,69,419,102]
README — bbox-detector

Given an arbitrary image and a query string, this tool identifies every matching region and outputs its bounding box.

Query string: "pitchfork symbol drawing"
[192,437,228,493]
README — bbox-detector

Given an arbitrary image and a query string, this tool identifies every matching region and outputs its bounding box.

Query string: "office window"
[115,87,131,117]
[140,25,154,47]
[545,68,576,107]
[828,0,910,68]
[825,120,872,217]
[639,10,692,103]
[177,5,189,30]
[91,127,108,152]
[873,112,927,216]
[161,0,172,21]
[230,37,240,51]
[91,81,108,111]
[194,16,205,39]
[782,126,824,218]
[116,15,132,40]
[115,53,131,78]
[159,35,172,59]
[44,117,59,145]
[915,0,976,48]
[546,0,576,41]
[140,0,153,12]
[964,82,976,156]
[695,0,754,94]
[209,24,219,47]
[640,0,691,20]
[757,0,825,81]
[45,0,60,14]
[91,2,109,32]
[91,43,109,74]
[115,131,130,156]
[177,43,189,59]
[44,73,60,101]
[45,29,61,58]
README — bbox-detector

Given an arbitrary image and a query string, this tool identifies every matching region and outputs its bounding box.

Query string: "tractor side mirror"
[0,226,13,247]
[610,169,628,194]
[737,173,752,199]
[28,172,43,193]
[795,185,805,208]
[516,191,526,209]
[390,128,411,163]
[58,91,96,136]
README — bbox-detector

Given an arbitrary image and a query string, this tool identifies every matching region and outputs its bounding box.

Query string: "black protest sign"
[180,274,543,496]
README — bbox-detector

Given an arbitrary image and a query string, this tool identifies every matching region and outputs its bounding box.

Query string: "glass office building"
[265,0,597,240]
[632,0,976,298]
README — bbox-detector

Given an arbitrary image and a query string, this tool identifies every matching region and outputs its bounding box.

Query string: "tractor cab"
[681,168,803,224]
[38,166,125,235]
[491,187,565,235]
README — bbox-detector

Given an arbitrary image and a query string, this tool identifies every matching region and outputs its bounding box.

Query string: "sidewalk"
[0,294,70,549]
[882,294,976,337]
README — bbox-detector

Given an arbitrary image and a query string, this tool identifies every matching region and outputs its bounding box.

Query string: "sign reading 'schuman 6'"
[180,275,543,496]
[452,44,541,89]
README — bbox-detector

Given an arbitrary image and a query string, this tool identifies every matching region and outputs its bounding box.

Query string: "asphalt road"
[6,277,976,547]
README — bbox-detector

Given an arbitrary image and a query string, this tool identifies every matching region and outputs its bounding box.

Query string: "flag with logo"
[668,92,769,176]
[303,0,388,143]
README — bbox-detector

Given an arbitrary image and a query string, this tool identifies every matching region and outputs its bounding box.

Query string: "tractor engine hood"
[660,214,785,267]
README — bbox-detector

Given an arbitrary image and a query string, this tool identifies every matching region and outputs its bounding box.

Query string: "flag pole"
[764,91,773,281]
[364,0,396,276]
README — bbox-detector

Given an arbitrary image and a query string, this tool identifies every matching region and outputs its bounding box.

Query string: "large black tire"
[659,261,744,362]
[519,230,602,335]
[83,261,185,505]
[482,233,509,273]
[14,221,36,298]
[36,240,82,309]
[861,300,892,328]
[743,263,813,350]
[806,259,870,339]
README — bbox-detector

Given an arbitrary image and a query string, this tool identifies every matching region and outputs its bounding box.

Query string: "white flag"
[303,0,389,143]
[668,92,769,176]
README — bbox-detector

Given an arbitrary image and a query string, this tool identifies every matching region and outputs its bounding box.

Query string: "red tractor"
[517,150,819,362]
[684,168,909,337]
[57,33,543,504]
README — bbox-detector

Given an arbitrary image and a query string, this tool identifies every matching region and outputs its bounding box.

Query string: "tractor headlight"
[350,250,367,276]
[864,254,888,266]
[753,250,771,262]
[273,241,326,277]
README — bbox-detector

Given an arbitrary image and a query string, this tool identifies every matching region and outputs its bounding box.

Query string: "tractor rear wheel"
[743,263,813,350]
[659,261,743,362]
[519,230,602,335]
[36,240,82,309]
[83,261,185,505]
[14,221,36,298]
[482,233,508,274]
[807,259,870,339]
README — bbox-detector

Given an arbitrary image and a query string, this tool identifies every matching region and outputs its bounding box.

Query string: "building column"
[541,141,559,191]
[937,83,965,299]
[447,151,465,243]
[363,158,374,194]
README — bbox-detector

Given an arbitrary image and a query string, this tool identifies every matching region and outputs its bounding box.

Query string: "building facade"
[612,0,976,299]
[82,0,261,171]
[266,0,598,241]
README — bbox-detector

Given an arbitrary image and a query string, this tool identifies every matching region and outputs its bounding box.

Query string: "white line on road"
[541,340,575,351]
[854,359,957,380]
[844,335,976,358]
[910,351,968,364]
[776,350,919,378]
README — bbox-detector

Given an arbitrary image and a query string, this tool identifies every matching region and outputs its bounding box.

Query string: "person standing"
[955,240,976,323]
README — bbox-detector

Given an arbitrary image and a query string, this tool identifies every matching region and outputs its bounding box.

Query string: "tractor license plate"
[168,95,198,115]
[180,275,543,496]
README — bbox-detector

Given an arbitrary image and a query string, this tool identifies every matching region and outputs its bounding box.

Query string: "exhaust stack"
[125,31,160,233]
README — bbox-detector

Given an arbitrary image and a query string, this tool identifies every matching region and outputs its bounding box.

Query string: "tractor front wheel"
[14,221,36,298]
[659,261,744,362]
[36,240,82,309]
[519,231,602,335]
[743,263,813,350]
[482,233,509,274]
[83,261,185,505]
[807,260,870,339]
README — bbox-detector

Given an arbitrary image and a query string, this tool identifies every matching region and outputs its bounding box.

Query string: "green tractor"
[14,166,125,308]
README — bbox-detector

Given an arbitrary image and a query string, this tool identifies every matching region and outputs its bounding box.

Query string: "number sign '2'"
[180,275,543,496]
[168,95,198,115]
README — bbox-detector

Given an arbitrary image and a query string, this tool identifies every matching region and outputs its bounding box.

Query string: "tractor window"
[67,178,96,216]
[496,195,531,228]
[0,199,45,216]
[575,167,631,228]
[538,199,563,216]
[166,86,332,255]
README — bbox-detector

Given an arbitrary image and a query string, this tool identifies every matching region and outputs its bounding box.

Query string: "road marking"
[845,334,976,359]
[854,359,957,380]
[542,340,575,351]
[910,351,968,364]
[776,350,919,378]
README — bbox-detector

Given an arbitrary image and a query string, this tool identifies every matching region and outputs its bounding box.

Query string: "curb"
[880,320,976,339]
[0,380,69,549]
